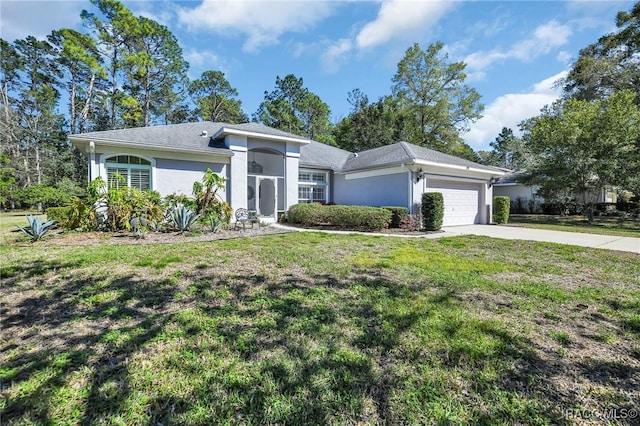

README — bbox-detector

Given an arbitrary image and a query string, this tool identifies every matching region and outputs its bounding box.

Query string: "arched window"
[105,155,151,190]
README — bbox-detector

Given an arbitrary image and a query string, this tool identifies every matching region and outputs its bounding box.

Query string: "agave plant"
[171,203,200,233]
[16,215,57,242]
[209,212,224,233]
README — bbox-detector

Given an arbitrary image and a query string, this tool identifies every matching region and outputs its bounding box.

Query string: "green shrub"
[493,196,511,224]
[15,184,69,210]
[46,206,71,223]
[287,203,392,231]
[382,206,409,228]
[421,192,444,231]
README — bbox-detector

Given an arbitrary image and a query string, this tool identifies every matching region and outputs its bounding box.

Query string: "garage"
[425,180,482,226]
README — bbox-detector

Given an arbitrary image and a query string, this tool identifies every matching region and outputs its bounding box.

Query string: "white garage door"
[425,180,481,226]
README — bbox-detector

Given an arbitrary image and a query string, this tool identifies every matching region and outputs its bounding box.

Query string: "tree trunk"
[110,50,118,130]
[69,74,77,134]
[35,145,42,185]
[23,155,31,186]
[144,68,151,126]
[79,73,96,133]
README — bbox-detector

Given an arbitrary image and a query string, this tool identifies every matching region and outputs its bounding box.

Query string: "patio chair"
[234,208,260,231]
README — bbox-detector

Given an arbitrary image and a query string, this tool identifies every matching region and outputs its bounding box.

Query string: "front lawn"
[507,214,640,237]
[1,232,639,424]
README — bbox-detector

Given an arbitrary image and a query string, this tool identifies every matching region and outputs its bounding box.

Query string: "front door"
[257,177,277,221]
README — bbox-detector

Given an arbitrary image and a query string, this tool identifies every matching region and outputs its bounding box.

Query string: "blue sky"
[0,0,633,151]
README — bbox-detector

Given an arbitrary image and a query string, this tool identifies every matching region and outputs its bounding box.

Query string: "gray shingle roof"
[299,141,353,171]
[218,122,310,142]
[69,122,232,155]
[69,121,310,155]
[342,141,500,173]
[494,170,527,184]
[70,122,500,175]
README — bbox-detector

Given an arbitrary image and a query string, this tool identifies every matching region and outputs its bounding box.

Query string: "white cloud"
[532,71,566,95]
[557,50,573,66]
[465,71,567,150]
[319,0,454,73]
[0,0,81,41]
[355,0,454,49]
[321,38,353,74]
[177,0,335,52]
[464,20,573,70]
[184,48,223,71]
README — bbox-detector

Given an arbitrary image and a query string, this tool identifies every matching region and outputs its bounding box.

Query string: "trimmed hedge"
[46,206,71,223]
[493,196,510,224]
[382,206,409,228]
[287,203,392,231]
[421,192,444,231]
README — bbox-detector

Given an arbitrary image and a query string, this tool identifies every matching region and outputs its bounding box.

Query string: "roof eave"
[412,159,505,176]
[342,159,505,177]
[69,136,234,157]
[212,126,310,145]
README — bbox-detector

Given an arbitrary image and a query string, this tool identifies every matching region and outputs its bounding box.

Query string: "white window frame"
[298,168,329,204]
[102,154,154,191]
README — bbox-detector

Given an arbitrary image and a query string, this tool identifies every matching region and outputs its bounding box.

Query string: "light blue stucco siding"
[334,171,410,207]
[155,158,226,199]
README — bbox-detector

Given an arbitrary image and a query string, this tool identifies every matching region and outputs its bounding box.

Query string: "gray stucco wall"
[493,184,538,202]
[155,158,226,198]
[334,172,410,207]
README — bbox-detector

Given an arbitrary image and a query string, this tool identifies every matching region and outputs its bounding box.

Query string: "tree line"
[0,0,487,209]
[1,0,638,216]
[481,2,640,219]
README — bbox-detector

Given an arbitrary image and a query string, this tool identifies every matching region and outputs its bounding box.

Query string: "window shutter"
[130,168,150,190]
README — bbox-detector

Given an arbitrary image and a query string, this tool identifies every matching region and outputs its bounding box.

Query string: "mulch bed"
[12,225,294,246]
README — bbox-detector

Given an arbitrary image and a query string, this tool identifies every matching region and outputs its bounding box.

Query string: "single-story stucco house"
[69,122,505,226]
[493,171,618,213]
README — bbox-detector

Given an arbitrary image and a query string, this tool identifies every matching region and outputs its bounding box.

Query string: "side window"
[298,169,328,204]
[105,155,152,190]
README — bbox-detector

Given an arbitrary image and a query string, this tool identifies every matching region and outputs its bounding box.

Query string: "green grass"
[1,232,639,425]
[507,214,640,237]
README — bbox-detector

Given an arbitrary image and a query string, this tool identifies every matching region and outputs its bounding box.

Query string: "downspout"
[89,141,95,183]
[408,168,413,214]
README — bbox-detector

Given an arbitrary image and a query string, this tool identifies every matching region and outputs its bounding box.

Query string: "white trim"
[423,173,488,184]
[343,166,407,180]
[492,182,519,187]
[298,168,329,204]
[69,137,233,158]
[413,159,505,176]
[101,153,156,190]
[213,127,310,145]
[407,171,413,213]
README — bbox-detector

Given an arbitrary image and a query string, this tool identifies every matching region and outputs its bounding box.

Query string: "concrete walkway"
[444,225,640,254]
[271,223,640,254]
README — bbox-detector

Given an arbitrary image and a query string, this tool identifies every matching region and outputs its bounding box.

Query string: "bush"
[46,206,71,223]
[541,201,584,216]
[287,203,392,231]
[382,206,409,228]
[493,196,510,224]
[47,197,96,231]
[421,192,444,231]
[15,185,69,210]
[616,201,640,213]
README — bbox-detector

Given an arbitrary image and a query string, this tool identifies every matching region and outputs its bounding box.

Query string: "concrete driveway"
[444,225,640,254]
